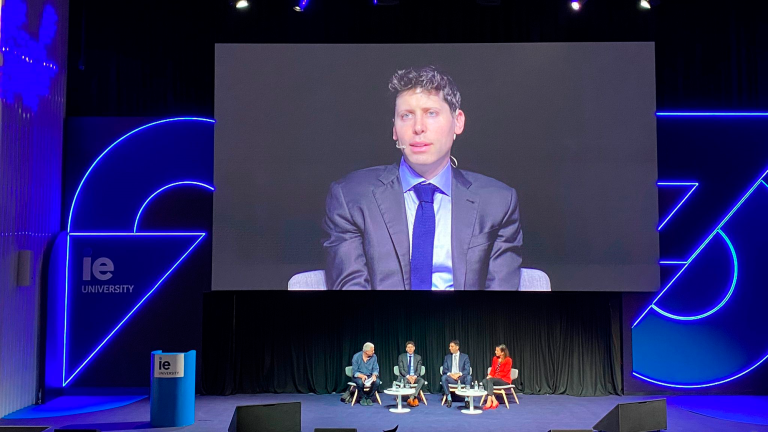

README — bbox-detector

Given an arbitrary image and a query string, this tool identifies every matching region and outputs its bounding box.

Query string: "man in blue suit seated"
[441,339,472,408]
[322,66,523,291]
[351,342,380,406]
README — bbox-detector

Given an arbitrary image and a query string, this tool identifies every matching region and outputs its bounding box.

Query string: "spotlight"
[373,0,400,5]
[571,1,581,10]
[235,0,249,8]
[639,0,651,8]
[294,0,308,11]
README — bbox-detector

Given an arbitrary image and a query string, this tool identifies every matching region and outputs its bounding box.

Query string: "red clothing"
[490,356,513,383]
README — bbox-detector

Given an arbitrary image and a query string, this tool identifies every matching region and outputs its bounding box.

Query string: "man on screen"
[323,66,522,290]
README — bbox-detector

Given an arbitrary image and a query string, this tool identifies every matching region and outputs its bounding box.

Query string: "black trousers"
[481,377,509,395]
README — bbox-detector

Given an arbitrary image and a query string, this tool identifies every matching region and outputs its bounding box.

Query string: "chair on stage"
[439,366,473,406]
[393,365,428,405]
[480,367,520,408]
[345,366,382,407]
[288,269,552,291]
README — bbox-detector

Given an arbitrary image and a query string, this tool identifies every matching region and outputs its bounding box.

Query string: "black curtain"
[202,291,622,396]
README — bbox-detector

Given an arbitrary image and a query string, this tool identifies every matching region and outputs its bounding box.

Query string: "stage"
[3,393,768,432]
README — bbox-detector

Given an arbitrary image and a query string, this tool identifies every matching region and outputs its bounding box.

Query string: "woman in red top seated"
[481,344,512,409]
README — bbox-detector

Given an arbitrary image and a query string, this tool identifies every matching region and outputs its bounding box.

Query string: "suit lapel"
[373,164,411,289]
[451,169,478,291]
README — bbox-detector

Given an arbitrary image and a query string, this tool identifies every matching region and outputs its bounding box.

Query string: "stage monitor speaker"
[549,430,592,432]
[228,402,301,432]
[315,429,357,432]
[593,398,667,432]
[0,428,50,432]
[53,429,99,432]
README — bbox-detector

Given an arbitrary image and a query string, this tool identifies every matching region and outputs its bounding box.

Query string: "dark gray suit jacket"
[398,353,423,378]
[322,163,522,290]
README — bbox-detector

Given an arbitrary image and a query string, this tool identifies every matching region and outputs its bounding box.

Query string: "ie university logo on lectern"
[155,355,185,378]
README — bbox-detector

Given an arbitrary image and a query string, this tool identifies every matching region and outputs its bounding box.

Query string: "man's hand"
[371,374,377,382]
[408,376,417,384]
[449,373,461,380]
[358,373,367,380]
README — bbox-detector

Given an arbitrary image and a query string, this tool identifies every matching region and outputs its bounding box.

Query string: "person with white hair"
[351,342,380,406]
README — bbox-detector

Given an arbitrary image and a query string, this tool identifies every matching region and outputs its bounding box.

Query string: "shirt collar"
[399,157,452,197]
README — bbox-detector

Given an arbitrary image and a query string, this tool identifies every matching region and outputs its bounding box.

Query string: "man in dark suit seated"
[397,341,425,407]
[441,339,472,408]
[322,66,522,291]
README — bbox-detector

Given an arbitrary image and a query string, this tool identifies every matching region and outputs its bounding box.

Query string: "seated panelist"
[351,342,381,406]
[481,344,512,410]
[397,341,425,407]
[441,339,472,408]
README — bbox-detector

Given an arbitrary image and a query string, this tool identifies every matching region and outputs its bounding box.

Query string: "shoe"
[446,399,452,408]
[412,398,419,407]
[362,398,370,406]
[483,404,492,411]
[491,399,499,409]
[465,400,470,409]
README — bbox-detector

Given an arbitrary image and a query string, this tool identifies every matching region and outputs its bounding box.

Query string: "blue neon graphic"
[63,235,71,385]
[133,182,214,233]
[61,118,215,387]
[652,230,737,320]
[0,0,59,111]
[296,0,308,10]
[659,261,687,264]
[633,351,768,388]
[66,118,215,232]
[64,233,206,385]
[633,167,768,329]
[657,113,768,116]
[657,182,698,230]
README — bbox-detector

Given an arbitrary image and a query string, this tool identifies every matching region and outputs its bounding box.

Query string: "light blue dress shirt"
[399,158,454,290]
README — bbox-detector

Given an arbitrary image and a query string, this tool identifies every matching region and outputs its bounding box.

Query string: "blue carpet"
[2,394,768,431]
[3,396,147,419]
[669,395,768,426]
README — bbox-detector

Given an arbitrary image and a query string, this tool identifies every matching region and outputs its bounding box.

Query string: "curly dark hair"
[389,66,461,115]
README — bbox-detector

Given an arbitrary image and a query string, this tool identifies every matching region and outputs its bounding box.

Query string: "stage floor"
[3,393,768,432]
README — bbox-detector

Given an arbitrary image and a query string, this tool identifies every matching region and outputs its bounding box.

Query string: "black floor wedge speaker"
[228,402,301,432]
[549,430,593,432]
[0,428,50,432]
[314,429,358,432]
[593,399,667,432]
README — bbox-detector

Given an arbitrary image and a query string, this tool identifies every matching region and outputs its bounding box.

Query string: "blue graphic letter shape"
[657,182,698,231]
[63,118,214,386]
[633,172,768,387]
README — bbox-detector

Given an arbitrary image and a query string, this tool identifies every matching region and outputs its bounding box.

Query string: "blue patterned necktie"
[411,182,438,290]
[408,354,413,375]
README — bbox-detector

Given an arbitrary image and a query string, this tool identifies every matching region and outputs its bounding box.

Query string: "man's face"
[365,347,375,357]
[393,89,465,178]
[406,344,415,354]
[449,343,459,354]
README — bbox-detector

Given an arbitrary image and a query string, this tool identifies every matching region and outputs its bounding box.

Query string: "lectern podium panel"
[150,350,196,427]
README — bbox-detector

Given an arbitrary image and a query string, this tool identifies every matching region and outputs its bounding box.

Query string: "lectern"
[150,350,196,427]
